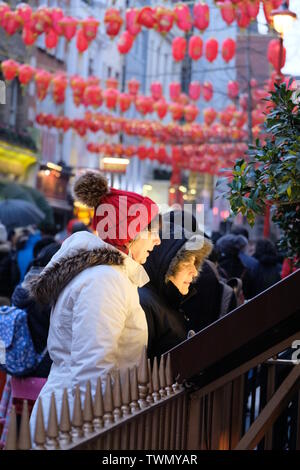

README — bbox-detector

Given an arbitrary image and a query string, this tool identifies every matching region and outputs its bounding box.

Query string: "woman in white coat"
[29,172,160,436]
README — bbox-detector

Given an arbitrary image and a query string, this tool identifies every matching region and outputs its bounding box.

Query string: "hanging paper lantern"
[126,8,141,36]
[250,78,258,88]
[0,2,10,23]
[239,93,248,111]
[1,59,18,81]
[219,110,233,126]
[252,109,265,126]
[135,96,154,115]
[234,110,247,128]
[52,73,68,104]
[203,107,217,126]
[154,6,174,34]
[178,93,189,106]
[154,99,168,119]
[119,93,132,113]
[83,85,103,108]
[236,5,251,29]
[267,38,286,71]
[35,69,52,100]
[169,82,181,101]
[227,80,239,100]
[136,6,156,29]
[189,81,201,101]
[18,64,35,86]
[70,75,86,106]
[106,77,118,90]
[150,81,163,101]
[205,38,218,62]
[184,104,199,123]
[128,78,140,96]
[172,36,187,62]
[117,31,135,54]
[61,116,71,132]
[16,3,32,25]
[175,3,192,32]
[188,36,203,60]
[81,16,99,41]
[220,0,236,26]
[247,0,260,20]
[76,29,89,53]
[222,38,236,63]
[30,7,52,35]
[169,102,184,121]
[103,88,119,109]
[2,10,22,35]
[59,16,77,41]
[45,29,58,49]
[51,7,64,35]
[22,26,37,46]
[202,81,213,101]
[137,145,148,160]
[72,119,87,137]
[104,8,123,38]
[193,2,210,31]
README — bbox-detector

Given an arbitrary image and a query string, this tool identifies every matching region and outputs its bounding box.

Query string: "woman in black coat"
[139,222,212,360]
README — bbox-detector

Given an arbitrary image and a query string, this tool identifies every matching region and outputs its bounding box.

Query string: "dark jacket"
[139,223,212,360]
[0,244,20,298]
[254,254,281,293]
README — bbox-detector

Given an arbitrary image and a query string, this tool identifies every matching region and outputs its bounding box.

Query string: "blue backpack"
[0,305,46,376]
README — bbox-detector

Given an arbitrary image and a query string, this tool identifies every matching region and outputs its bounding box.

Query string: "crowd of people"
[0,172,289,445]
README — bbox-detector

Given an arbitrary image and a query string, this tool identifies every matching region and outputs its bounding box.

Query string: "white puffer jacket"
[29,231,149,435]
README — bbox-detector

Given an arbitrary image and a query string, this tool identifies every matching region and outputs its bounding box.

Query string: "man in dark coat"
[139,222,212,360]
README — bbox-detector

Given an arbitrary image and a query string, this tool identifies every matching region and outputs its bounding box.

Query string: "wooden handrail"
[168,270,300,386]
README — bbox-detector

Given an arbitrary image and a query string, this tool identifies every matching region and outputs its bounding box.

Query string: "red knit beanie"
[74,172,159,251]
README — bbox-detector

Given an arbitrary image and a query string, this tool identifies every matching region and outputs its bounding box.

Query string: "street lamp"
[270,1,297,36]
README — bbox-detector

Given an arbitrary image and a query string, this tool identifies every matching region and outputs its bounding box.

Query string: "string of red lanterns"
[0,1,284,54]
[172,36,236,63]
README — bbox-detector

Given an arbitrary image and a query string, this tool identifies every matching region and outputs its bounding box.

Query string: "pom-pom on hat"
[74,171,159,250]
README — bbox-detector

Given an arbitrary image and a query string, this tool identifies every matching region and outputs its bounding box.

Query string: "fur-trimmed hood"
[29,231,149,305]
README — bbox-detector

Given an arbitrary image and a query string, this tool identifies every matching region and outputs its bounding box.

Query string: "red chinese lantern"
[18,64,35,86]
[219,110,233,126]
[1,59,18,81]
[227,80,239,99]
[119,93,132,113]
[106,77,118,90]
[22,26,37,46]
[52,73,68,104]
[203,81,213,101]
[169,82,181,101]
[103,88,119,109]
[70,75,86,106]
[126,8,141,36]
[222,38,236,63]
[154,99,168,119]
[81,17,99,41]
[185,104,199,123]
[247,0,260,20]
[137,146,148,160]
[205,38,218,62]
[73,119,87,137]
[30,7,52,35]
[104,8,123,38]
[35,69,52,100]
[128,78,140,96]
[236,5,251,29]
[188,36,203,60]
[83,85,103,108]
[172,36,187,62]
[252,109,265,126]
[21,3,32,24]
[135,96,154,115]
[150,81,162,101]
[2,10,22,35]
[203,107,217,126]
[234,110,247,128]
[193,2,210,31]
[62,116,71,132]
[136,6,156,29]
[59,16,77,41]
[189,82,201,101]
[154,6,174,34]
[51,7,64,35]
[175,3,192,32]
[76,29,89,53]
[267,38,286,71]
[220,0,236,26]
[117,31,134,54]
[45,29,58,49]
[169,102,184,121]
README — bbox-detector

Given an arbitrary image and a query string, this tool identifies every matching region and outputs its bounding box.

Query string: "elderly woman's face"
[169,256,198,295]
